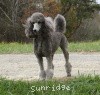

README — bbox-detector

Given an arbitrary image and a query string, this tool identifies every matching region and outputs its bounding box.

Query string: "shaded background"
[0,0,100,42]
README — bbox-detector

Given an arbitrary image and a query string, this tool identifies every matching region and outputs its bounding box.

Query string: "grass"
[69,41,100,52]
[0,42,33,54]
[0,75,100,95]
[0,41,100,54]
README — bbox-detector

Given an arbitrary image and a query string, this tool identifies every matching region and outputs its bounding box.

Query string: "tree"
[43,0,61,17]
[71,12,100,41]
[0,0,100,42]
[58,0,100,39]
[0,0,29,42]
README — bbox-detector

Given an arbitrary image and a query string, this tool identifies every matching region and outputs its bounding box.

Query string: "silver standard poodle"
[23,12,72,80]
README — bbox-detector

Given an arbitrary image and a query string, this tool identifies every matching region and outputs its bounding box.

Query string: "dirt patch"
[0,53,100,80]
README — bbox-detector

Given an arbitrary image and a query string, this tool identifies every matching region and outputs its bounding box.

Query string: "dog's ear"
[22,24,28,28]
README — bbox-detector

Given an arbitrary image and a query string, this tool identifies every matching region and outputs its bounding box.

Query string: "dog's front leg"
[46,56,54,79]
[36,55,46,80]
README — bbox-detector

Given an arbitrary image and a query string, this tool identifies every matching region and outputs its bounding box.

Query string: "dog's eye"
[38,21,41,24]
[30,22,35,25]
[32,22,35,24]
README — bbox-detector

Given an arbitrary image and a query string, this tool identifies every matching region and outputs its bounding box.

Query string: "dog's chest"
[34,39,52,56]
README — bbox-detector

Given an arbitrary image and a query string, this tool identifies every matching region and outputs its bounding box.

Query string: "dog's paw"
[67,73,71,77]
[46,69,54,79]
[65,63,72,77]
[39,70,46,80]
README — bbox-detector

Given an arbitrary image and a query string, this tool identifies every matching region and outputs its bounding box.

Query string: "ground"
[0,52,100,80]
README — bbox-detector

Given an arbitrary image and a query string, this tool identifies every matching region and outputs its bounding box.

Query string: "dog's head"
[23,12,45,38]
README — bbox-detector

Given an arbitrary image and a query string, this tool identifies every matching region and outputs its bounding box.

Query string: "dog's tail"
[54,14,66,33]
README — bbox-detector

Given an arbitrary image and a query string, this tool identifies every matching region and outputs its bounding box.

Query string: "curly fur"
[54,14,66,33]
[23,12,72,80]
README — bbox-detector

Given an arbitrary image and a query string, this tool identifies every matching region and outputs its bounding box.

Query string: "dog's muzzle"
[33,23,41,32]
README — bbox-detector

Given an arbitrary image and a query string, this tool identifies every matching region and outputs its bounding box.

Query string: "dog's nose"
[33,30,37,32]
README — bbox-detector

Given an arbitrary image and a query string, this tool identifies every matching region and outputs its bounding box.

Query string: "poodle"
[23,12,72,80]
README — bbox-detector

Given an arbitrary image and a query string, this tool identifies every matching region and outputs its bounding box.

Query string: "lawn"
[0,75,100,95]
[69,41,100,52]
[0,42,33,54]
[0,41,100,54]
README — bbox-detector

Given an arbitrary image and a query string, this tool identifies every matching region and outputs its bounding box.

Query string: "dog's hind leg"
[60,38,72,77]
[46,55,54,79]
[36,55,46,80]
